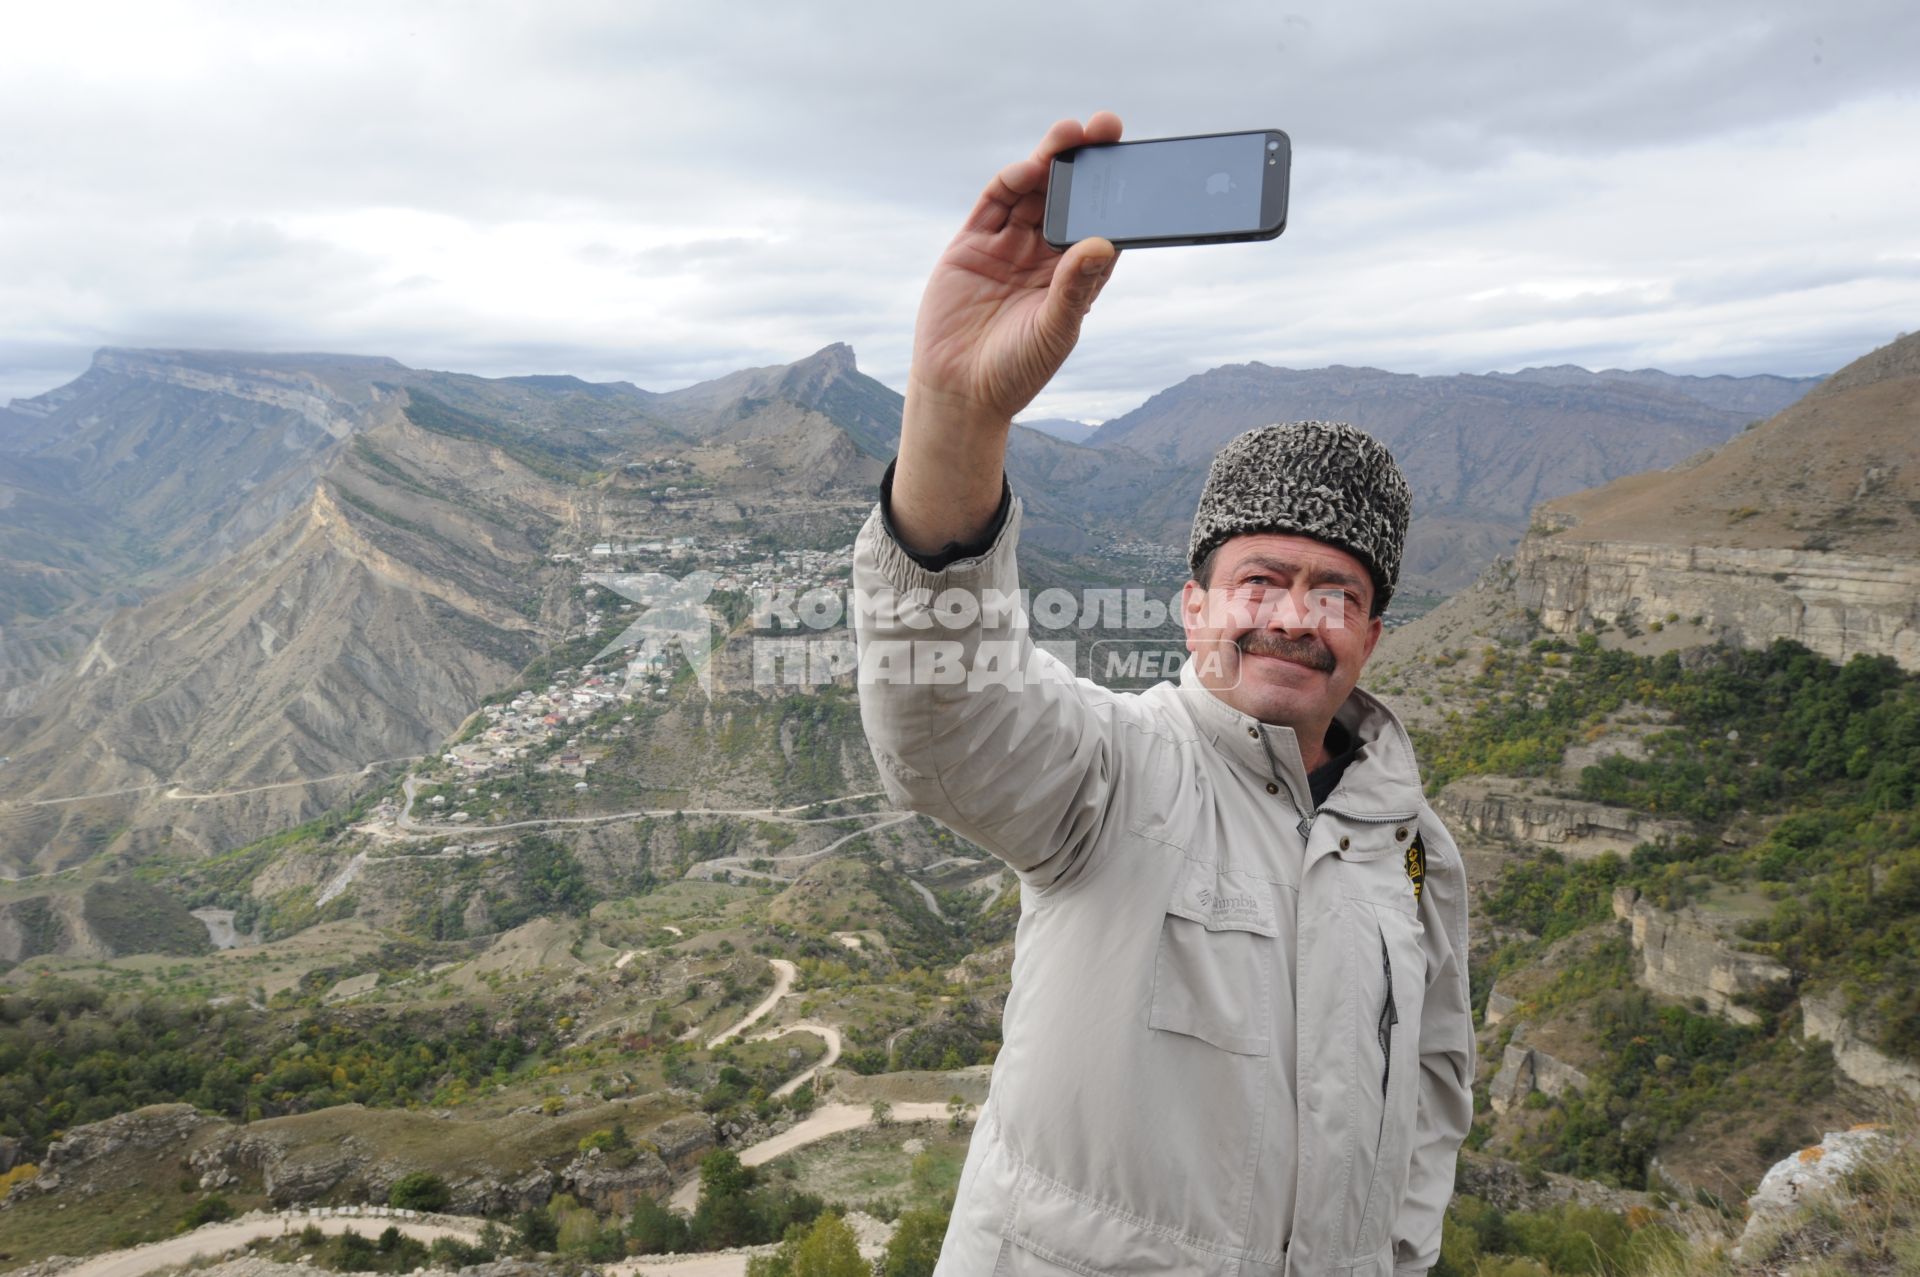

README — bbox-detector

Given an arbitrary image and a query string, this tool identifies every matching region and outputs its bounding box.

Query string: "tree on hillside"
[627,1194,691,1254]
[514,1205,559,1253]
[883,1207,951,1277]
[691,1147,759,1248]
[746,1212,867,1277]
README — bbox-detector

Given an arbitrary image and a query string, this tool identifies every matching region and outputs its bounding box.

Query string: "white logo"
[588,572,719,697]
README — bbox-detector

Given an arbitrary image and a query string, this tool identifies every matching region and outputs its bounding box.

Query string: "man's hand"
[891,113,1122,556]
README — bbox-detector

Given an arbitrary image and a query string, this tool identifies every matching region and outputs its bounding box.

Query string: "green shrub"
[389,1170,450,1212]
[179,1193,235,1230]
[628,1194,692,1254]
[429,1235,496,1265]
[333,1231,378,1272]
[883,1207,951,1277]
[747,1212,867,1277]
[515,1205,559,1252]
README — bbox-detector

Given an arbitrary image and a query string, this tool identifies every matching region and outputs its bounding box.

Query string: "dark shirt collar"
[1307,718,1359,810]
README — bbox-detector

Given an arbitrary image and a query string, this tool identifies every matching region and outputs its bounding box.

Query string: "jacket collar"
[1174,660,1425,818]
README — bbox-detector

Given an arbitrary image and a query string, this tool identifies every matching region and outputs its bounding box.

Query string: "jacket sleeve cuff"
[877,458,1012,573]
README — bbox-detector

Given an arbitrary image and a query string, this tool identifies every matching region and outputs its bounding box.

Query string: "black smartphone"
[1043,129,1290,250]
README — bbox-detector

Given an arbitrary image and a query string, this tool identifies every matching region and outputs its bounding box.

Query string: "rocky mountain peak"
[798,341,858,375]
[774,343,862,399]
[1810,328,1920,398]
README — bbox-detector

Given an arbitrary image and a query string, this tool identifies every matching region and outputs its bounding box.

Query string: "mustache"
[1238,631,1336,672]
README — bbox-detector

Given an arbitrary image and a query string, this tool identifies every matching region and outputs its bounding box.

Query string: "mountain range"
[0,345,1819,874]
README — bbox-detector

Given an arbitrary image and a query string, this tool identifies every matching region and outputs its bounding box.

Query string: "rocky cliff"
[1488,1042,1593,1114]
[1510,331,1920,671]
[1435,776,1687,856]
[1514,533,1920,671]
[18,1099,715,1217]
[1801,992,1920,1103]
[1613,887,1791,1026]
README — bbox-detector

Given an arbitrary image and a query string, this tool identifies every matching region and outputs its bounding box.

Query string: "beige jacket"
[851,498,1473,1276]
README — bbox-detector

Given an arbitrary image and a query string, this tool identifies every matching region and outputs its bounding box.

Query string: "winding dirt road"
[705,959,797,1049]
[55,1213,480,1277]
[683,812,916,883]
[752,1021,843,1098]
[612,1247,776,1277]
[667,1101,958,1211]
[19,757,421,809]
[396,777,890,837]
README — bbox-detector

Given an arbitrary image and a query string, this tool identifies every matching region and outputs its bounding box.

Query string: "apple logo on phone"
[1206,172,1234,195]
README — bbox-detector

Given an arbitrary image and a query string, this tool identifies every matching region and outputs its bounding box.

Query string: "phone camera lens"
[1267,140,1279,152]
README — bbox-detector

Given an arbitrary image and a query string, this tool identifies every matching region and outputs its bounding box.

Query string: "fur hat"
[1187,420,1412,613]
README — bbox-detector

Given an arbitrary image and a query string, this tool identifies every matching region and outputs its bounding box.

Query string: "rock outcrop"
[446,1167,556,1218]
[1483,982,1518,1027]
[1614,888,1790,1025]
[22,1099,712,1217]
[1737,1126,1891,1257]
[1488,1043,1592,1113]
[20,1103,225,1198]
[1456,1150,1701,1226]
[646,1112,718,1172]
[189,1111,561,1214]
[945,942,1014,986]
[1801,992,1920,1102]
[1513,534,1920,671]
[191,1124,370,1206]
[547,1110,711,1214]
[1435,777,1686,854]
[560,1145,672,1214]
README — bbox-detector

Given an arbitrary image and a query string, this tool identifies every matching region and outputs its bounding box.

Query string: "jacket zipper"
[1304,805,1420,847]
[1377,933,1397,1097]
[1320,806,1420,825]
[1298,805,1421,853]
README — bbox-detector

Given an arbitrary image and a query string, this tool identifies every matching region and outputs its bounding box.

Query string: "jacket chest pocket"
[1147,860,1279,1057]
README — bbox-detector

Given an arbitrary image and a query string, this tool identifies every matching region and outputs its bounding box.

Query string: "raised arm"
[853,115,1134,891]
[889,112,1122,554]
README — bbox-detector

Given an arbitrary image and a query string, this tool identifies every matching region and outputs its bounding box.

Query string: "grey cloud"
[1675,256,1920,307]
[575,238,778,272]
[2,0,1918,414]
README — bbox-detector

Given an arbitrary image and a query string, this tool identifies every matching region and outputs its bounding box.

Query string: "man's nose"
[1259,584,1320,637]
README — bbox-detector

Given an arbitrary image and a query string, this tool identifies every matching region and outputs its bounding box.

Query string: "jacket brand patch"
[1405,834,1426,901]
[1197,886,1265,924]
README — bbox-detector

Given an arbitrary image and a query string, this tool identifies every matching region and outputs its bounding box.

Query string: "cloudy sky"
[4,0,1918,421]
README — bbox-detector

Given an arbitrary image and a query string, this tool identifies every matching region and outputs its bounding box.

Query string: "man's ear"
[1359,614,1383,665]
[1179,578,1205,654]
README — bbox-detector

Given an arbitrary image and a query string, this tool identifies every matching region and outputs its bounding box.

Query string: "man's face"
[1179,532,1383,730]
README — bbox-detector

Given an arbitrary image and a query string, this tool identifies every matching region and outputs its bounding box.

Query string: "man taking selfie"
[851,112,1474,1277]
